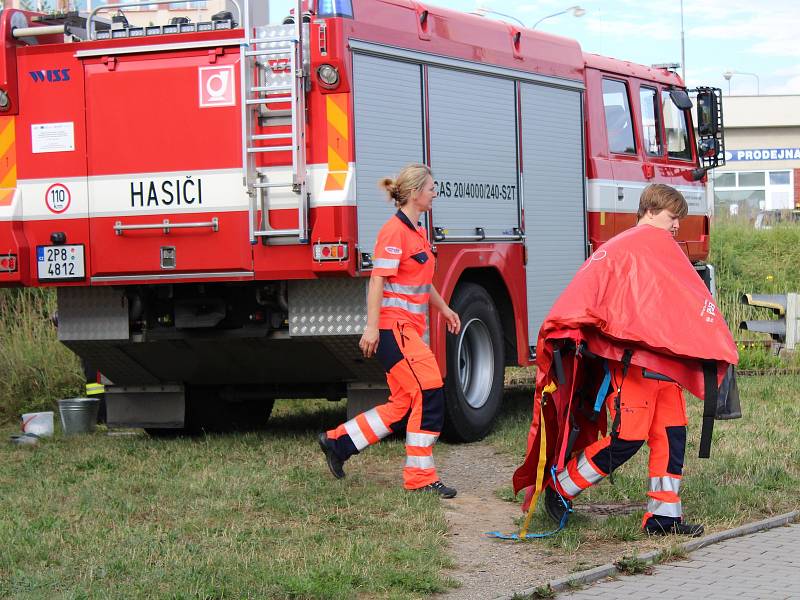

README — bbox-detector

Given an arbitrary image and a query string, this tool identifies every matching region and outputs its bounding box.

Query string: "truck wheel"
[442,283,504,442]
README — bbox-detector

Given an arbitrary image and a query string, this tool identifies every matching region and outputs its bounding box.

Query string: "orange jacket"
[372,211,436,336]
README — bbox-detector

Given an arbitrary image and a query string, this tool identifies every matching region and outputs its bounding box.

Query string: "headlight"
[316,64,340,89]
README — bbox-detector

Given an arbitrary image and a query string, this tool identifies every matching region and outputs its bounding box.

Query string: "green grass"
[489,375,800,546]
[0,216,798,597]
[0,400,454,599]
[710,221,800,368]
[0,289,83,424]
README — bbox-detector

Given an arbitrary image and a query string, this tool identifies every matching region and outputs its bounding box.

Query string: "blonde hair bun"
[379,164,432,207]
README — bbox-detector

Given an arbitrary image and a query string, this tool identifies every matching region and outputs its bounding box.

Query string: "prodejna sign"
[725,148,800,161]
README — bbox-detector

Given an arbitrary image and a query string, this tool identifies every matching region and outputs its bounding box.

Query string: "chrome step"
[247,145,292,153]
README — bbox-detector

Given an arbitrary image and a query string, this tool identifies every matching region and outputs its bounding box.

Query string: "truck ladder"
[241,1,309,244]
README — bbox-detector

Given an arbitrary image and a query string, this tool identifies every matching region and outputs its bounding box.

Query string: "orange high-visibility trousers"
[553,361,688,526]
[326,321,445,489]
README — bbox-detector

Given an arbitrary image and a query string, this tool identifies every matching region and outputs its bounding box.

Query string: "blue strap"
[486,467,572,541]
[593,360,611,416]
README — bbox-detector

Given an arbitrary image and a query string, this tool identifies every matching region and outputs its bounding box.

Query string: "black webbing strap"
[608,349,633,484]
[552,347,566,385]
[609,349,633,440]
[699,360,717,459]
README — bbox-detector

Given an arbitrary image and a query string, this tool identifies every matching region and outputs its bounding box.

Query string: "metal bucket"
[58,398,99,435]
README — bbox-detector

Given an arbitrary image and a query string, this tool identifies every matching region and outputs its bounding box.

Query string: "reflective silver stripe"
[405,455,435,469]
[344,419,369,451]
[647,498,682,518]
[364,408,391,440]
[381,296,428,313]
[381,297,428,314]
[576,452,604,485]
[406,432,438,447]
[384,282,431,295]
[649,476,681,495]
[373,258,400,269]
[556,469,582,498]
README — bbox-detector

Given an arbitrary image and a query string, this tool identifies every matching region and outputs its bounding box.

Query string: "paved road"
[559,523,800,599]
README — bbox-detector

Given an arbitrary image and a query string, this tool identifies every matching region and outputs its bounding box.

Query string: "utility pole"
[680,0,686,82]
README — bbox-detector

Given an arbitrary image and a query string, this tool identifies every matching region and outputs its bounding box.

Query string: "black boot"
[318,432,346,479]
[644,516,704,537]
[544,485,572,524]
[415,480,457,499]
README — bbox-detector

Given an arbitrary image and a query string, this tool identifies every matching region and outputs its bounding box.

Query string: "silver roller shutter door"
[428,67,519,237]
[352,54,424,259]
[521,83,587,342]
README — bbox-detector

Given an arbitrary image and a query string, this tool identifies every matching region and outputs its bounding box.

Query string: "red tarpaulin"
[512,225,739,503]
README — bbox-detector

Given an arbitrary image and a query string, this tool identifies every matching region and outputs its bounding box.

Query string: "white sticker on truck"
[31,122,75,154]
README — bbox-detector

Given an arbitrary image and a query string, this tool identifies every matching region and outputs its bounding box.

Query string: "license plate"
[37,244,85,281]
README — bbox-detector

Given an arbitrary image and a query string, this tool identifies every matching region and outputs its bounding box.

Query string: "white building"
[712,95,800,221]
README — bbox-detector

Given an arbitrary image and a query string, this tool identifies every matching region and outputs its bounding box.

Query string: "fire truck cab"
[0,0,724,440]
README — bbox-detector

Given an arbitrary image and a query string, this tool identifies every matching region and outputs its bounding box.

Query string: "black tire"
[442,283,505,442]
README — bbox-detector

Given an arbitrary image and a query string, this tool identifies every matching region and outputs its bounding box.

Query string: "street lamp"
[473,5,586,29]
[473,7,526,28]
[722,70,760,96]
[680,0,685,82]
[531,5,586,29]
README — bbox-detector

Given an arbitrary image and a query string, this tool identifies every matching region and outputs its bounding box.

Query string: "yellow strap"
[85,383,105,395]
[519,405,548,538]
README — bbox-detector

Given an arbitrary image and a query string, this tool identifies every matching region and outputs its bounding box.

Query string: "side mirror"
[669,89,693,110]
[696,90,719,137]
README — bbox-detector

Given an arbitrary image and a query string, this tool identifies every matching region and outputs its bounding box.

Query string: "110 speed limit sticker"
[45,183,71,214]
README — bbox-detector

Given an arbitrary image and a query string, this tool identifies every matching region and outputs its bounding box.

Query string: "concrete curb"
[497,510,799,599]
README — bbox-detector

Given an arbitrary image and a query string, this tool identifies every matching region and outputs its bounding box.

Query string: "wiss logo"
[28,69,71,83]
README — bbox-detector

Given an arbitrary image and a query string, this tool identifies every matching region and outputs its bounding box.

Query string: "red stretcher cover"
[512,225,739,504]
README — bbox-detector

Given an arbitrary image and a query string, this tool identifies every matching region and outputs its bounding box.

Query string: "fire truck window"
[661,91,692,161]
[602,79,636,154]
[639,87,662,156]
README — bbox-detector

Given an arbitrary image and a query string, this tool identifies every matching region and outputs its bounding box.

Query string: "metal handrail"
[435,234,525,242]
[87,0,243,41]
[433,227,524,242]
[114,218,219,235]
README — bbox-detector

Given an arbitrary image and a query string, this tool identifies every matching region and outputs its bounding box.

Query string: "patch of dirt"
[434,442,664,599]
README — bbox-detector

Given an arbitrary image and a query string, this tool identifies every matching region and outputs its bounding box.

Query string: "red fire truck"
[0,0,725,440]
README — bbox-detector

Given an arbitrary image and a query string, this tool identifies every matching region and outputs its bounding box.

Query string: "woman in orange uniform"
[318,163,461,497]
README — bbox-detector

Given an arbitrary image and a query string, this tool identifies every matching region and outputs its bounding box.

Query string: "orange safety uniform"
[553,361,688,527]
[326,210,445,489]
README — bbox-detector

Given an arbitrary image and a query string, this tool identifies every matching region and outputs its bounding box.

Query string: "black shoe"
[317,432,345,479]
[644,520,704,538]
[416,480,457,498]
[544,485,572,524]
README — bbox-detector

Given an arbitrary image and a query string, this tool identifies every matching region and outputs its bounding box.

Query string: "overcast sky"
[270,0,800,96]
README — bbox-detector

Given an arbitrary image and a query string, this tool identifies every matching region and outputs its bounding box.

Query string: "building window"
[770,171,791,185]
[602,79,635,155]
[714,172,736,188]
[739,171,765,187]
[713,169,794,219]
[639,87,662,156]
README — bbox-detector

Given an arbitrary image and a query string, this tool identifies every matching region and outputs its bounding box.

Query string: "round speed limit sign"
[45,183,71,214]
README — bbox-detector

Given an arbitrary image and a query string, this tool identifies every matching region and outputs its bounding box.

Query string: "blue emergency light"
[317,0,353,18]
